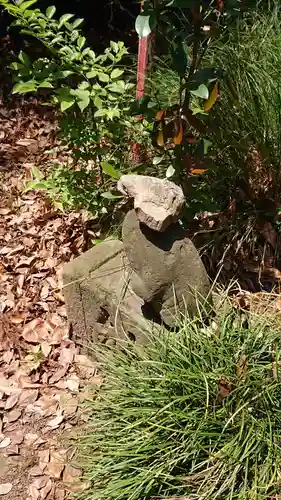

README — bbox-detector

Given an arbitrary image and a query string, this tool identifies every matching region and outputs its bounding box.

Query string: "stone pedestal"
[63,175,212,349]
[63,239,158,348]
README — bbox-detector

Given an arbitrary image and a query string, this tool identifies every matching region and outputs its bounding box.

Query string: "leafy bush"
[76,309,281,500]
[1,0,131,115]
[131,0,254,187]
[0,0,156,214]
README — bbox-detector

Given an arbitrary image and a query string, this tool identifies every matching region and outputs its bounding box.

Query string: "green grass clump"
[76,310,281,500]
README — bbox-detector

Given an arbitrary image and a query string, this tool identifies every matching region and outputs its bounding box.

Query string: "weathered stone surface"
[63,239,159,349]
[122,210,211,326]
[117,174,185,232]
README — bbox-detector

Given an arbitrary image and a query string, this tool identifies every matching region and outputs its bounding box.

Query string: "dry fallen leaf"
[0,376,18,396]
[19,389,38,407]
[22,320,40,344]
[31,477,49,490]
[63,464,88,493]
[236,355,248,380]
[0,483,12,495]
[29,484,39,500]
[65,377,79,392]
[16,255,36,269]
[49,366,69,385]
[74,355,96,379]
[38,449,50,471]
[63,464,81,483]
[0,457,8,478]
[41,342,51,357]
[46,412,64,430]
[47,451,66,479]
[5,408,21,423]
[60,394,78,418]
[54,487,65,500]
[9,315,25,325]
[0,438,11,449]
[10,430,24,445]
[40,284,49,300]
[6,443,19,456]
[2,351,14,364]
[59,347,74,366]
[22,318,52,343]
[5,393,19,410]
[40,478,52,500]
[49,325,68,345]
[25,433,39,447]
[29,466,45,478]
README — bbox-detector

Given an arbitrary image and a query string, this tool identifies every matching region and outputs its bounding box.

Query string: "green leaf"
[59,13,74,27]
[46,5,56,18]
[77,36,86,50]
[94,109,107,118]
[101,191,122,200]
[98,73,110,83]
[18,0,37,11]
[37,81,54,88]
[60,99,75,112]
[9,62,24,71]
[49,36,63,46]
[110,41,119,53]
[78,81,90,90]
[110,68,124,80]
[203,139,212,155]
[23,180,48,193]
[190,84,209,100]
[12,81,37,94]
[166,165,175,178]
[77,98,90,112]
[135,12,157,38]
[72,18,84,28]
[101,162,121,180]
[152,156,164,166]
[56,70,73,78]
[106,109,120,120]
[168,0,198,6]
[94,96,103,108]
[71,89,90,101]
[107,81,125,94]
[18,51,31,68]
[31,166,43,180]
[86,70,97,79]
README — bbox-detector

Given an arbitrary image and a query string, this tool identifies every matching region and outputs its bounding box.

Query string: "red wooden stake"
[136,34,150,100]
[132,2,152,163]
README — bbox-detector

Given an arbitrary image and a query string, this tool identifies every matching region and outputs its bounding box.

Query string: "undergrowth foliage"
[76,311,281,500]
[0,0,154,214]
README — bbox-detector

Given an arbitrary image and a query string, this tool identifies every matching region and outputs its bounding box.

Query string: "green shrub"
[0,0,156,214]
[75,310,281,500]
[1,0,131,115]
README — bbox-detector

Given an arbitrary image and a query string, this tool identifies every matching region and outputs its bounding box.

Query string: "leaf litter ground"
[0,99,102,500]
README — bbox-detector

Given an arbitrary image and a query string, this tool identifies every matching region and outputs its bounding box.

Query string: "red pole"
[132,2,152,163]
[136,33,149,100]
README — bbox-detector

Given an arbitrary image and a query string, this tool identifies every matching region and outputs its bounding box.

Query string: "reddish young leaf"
[156,129,165,147]
[191,169,208,175]
[204,81,220,112]
[173,119,183,145]
[155,110,165,122]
